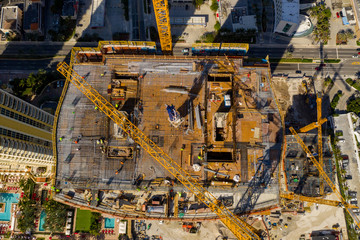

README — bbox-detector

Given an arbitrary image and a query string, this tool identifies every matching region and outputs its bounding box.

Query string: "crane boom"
[280,192,341,207]
[298,118,327,133]
[280,192,358,208]
[289,127,360,227]
[56,62,260,240]
[316,96,324,196]
[152,0,172,53]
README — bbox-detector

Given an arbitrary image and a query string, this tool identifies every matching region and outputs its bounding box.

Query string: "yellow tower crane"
[152,0,172,53]
[297,94,326,195]
[56,62,260,240]
[289,127,360,227]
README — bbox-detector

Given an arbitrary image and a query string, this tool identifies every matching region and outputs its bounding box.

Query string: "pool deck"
[101,215,124,239]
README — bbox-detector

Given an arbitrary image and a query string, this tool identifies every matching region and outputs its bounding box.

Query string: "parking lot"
[333,114,360,216]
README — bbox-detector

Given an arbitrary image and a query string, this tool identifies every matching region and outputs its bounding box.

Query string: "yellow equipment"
[289,127,360,227]
[56,62,260,240]
[280,192,342,207]
[297,94,327,195]
[316,95,324,195]
[152,0,172,53]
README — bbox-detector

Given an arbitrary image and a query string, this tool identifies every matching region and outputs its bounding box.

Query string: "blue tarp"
[342,16,349,25]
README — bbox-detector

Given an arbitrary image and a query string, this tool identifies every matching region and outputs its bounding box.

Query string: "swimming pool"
[104,218,115,228]
[39,210,47,231]
[0,193,19,222]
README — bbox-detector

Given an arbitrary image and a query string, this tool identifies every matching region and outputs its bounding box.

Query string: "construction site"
[49,40,360,239]
[49,40,283,238]
[284,133,334,196]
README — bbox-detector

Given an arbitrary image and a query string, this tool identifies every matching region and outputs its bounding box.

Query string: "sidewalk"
[347,113,360,177]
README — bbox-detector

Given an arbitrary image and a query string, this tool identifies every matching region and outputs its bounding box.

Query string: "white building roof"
[281,0,299,24]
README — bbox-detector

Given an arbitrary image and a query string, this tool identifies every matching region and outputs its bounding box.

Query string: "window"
[282,23,292,33]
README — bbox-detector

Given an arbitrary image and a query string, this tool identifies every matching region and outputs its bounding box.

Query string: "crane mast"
[316,96,324,195]
[289,127,360,227]
[56,62,260,240]
[152,0,172,53]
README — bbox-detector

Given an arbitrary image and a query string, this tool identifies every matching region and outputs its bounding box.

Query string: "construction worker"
[95,106,98,110]
[115,103,119,108]
[181,144,185,151]
[59,137,63,142]
[198,155,202,160]
[101,73,104,77]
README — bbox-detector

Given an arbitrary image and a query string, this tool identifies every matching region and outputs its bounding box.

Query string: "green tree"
[43,200,67,233]
[310,5,331,43]
[214,21,221,31]
[347,98,360,114]
[11,69,49,99]
[210,0,219,12]
[17,196,37,232]
[89,212,101,236]
[193,0,204,8]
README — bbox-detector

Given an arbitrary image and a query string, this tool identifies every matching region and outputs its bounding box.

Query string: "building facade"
[23,0,44,34]
[0,6,23,36]
[0,89,54,176]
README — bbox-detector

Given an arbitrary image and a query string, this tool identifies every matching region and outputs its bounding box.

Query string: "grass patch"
[270,58,313,63]
[324,59,341,63]
[75,209,92,232]
[346,78,360,91]
[330,92,343,110]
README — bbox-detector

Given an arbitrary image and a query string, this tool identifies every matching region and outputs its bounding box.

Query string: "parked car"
[182,48,189,54]
[295,70,302,74]
[350,200,358,205]
[315,67,320,71]
[342,155,349,160]
[340,11,344,17]
[320,63,326,67]
[336,12,340,18]
[349,191,357,197]
[345,175,353,180]
[354,55,360,58]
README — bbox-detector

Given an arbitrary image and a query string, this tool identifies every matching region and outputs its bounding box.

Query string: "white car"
[353,54,359,58]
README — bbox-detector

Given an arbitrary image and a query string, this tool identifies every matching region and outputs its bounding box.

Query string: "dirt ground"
[268,200,347,240]
[272,76,317,125]
[271,77,291,113]
[140,220,235,240]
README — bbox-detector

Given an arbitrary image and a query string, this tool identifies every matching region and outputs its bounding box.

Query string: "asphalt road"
[271,60,360,78]
[0,43,359,79]
[0,42,358,59]
[0,42,97,56]
[0,57,66,71]
[248,46,360,59]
